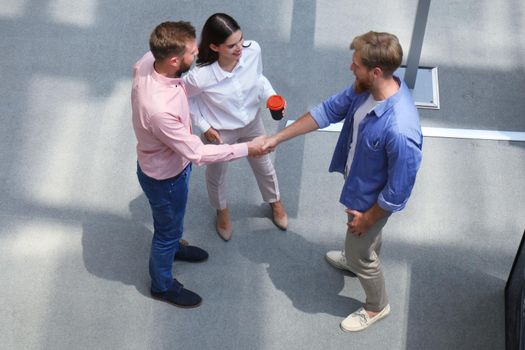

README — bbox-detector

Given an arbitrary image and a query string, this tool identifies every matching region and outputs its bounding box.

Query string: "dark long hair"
[196,13,250,66]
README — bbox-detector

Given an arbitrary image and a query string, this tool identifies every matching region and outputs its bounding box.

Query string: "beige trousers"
[345,214,390,312]
[204,116,280,210]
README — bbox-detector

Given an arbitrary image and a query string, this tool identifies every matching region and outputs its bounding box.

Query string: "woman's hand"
[204,127,223,144]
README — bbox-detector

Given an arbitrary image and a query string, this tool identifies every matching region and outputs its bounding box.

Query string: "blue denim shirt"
[310,77,422,212]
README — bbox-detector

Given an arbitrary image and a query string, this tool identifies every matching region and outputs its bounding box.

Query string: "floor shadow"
[237,229,360,318]
[81,194,152,296]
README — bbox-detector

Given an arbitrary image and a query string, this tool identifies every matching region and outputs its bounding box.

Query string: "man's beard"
[354,78,372,93]
[176,61,193,77]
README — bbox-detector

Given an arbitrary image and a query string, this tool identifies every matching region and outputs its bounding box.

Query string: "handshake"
[204,127,281,157]
[247,135,279,157]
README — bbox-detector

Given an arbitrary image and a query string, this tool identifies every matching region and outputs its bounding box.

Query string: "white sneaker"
[340,304,391,332]
[325,250,356,276]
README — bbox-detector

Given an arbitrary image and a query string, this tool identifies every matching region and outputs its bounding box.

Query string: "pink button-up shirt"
[131,52,248,180]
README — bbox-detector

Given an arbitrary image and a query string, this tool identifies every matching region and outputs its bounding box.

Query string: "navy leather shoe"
[174,239,208,262]
[150,279,202,308]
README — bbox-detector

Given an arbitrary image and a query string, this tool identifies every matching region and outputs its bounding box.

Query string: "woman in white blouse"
[184,13,287,241]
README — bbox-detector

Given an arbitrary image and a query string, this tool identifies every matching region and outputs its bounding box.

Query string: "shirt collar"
[371,75,404,118]
[210,55,245,82]
[150,60,184,87]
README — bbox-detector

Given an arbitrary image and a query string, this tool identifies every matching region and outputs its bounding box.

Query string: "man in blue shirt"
[263,31,422,331]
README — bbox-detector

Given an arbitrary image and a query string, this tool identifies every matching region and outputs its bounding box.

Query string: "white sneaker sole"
[340,305,391,332]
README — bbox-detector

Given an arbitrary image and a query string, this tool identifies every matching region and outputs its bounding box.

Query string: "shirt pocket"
[360,134,387,182]
[362,133,385,158]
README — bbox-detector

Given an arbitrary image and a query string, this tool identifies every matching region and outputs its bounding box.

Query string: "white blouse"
[183,40,276,131]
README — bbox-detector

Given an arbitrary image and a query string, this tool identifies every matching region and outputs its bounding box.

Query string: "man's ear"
[167,55,179,68]
[372,67,383,78]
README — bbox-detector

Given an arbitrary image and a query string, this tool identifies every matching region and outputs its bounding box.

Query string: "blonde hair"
[350,31,402,76]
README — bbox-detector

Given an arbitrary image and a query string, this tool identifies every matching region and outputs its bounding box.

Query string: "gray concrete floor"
[1,1,524,349]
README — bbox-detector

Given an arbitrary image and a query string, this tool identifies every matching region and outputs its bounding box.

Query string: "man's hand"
[262,135,279,153]
[204,127,223,144]
[248,135,268,157]
[346,209,373,236]
[346,204,388,236]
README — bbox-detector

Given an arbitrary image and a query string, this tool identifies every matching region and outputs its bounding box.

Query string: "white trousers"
[204,115,280,210]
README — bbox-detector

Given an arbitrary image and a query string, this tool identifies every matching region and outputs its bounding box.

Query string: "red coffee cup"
[266,95,286,120]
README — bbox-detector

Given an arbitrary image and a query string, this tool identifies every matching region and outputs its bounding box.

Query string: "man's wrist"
[365,204,388,224]
[273,132,284,145]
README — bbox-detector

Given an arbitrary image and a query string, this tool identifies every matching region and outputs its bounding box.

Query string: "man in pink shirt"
[132,21,266,308]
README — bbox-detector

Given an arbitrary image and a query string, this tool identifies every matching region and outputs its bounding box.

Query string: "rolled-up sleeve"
[310,84,364,128]
[309,103,331,129]
[378,132,422,212]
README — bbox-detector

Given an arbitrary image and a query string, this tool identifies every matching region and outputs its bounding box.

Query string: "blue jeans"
[137,163,192,293]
